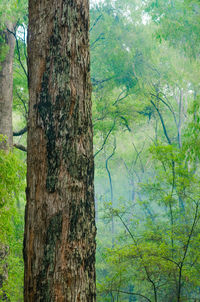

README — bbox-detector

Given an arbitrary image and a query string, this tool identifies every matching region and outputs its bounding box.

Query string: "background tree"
[0,21,15,149]
[0,1,27,299]
[0,0,27,150]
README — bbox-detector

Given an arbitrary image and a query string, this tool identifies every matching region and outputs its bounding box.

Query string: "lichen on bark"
[36,212,63,300]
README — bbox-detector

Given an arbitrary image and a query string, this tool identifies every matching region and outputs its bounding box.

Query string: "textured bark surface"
[24,0,96,301]
[0,22,15,149]
[0,245,9,301]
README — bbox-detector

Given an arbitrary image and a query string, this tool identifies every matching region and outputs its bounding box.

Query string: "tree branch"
[150,100,172,145]
[120,116,131,132]
[117,214,158,302]
[132,140,145,173]
[13,126,27,137]
[13,144,27,152]
[106,138,116,247]
[94,119,116,157]
[91,76,115,87]
[90,14,102,32]
[113,89,128,106]
[16,91,28,117]
[111,290,152,302]
[150,93,178,127]
[6,28,28,78]
[177,201,199,301]
[90,33,105,49]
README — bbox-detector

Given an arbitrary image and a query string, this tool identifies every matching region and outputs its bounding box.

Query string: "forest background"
[1,0,200,301]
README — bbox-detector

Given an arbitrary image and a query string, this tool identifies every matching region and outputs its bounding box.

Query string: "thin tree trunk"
[0,22,15,149]
[177,88,183,148]
[105,140,116,248]
[24,0,96,301]
[0,245,9,301]
[0,21,15,301]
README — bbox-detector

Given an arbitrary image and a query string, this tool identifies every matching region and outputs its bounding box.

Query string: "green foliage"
[91,1,200,300]
[184,96,200,161]
[97,136,200,300]
[0,0,27,26]
[145,0,200,58]
[0,146,26,301]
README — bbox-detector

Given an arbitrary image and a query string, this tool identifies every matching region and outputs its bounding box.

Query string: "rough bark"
[24,0,96,301]
[0,245,9,301]
[0,22,15,149]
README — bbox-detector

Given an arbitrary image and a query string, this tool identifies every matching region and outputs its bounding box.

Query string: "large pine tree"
[24,0,96,300]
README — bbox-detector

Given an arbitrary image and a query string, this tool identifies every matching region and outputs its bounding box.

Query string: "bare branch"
[120,116,131,132]
[90,33,105,49]
[6,27,28,78]
[105,138,116,247]
[90,14,102,32]
[13,144,27,152]
[111,290,152,302]
[132,140,145,173]
[113,89,128,106]
[94,119,116,158]
[13,126,27,136]
[91,76,115,87]
[16,90,28,116]
[150,93,178,127]
[150,100,172,145]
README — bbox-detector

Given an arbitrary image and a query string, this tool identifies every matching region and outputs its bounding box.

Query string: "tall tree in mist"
[0,22,15,149]
[24,0,96,301]
[0,20,15,300]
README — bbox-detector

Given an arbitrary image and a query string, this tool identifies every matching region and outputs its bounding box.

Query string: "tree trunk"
[24,0,96,301]
[0,22,15,300]
[0,22,15,149]
[0,245,9,301]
